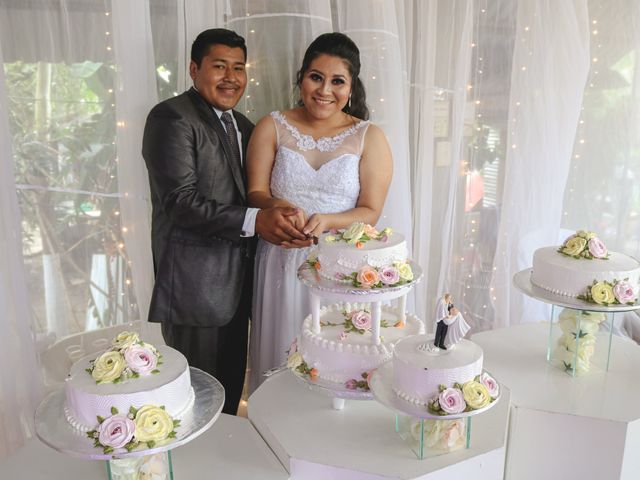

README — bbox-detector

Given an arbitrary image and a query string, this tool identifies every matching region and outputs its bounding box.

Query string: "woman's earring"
[347,93,352,111]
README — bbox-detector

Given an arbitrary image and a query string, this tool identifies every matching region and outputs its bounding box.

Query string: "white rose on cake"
[341,222,366,244]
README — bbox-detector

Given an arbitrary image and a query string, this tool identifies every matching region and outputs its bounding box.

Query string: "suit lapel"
[187,88,246,200]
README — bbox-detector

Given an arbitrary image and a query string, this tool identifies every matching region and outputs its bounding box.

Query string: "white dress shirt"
[211,106,259,237]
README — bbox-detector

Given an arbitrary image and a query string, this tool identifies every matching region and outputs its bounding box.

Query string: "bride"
[435,293,471,349]
[246,33,393,391]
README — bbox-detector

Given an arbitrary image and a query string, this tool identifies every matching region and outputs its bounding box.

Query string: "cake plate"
[369,362,501,459]
[514,268,640,376]
[297,261,423,345]
[35,367,224,478]
[291,369,372,410]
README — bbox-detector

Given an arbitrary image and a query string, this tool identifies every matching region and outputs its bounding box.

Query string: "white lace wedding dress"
[249,111,370,392]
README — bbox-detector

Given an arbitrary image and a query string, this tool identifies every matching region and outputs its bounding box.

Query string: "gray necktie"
[220,112,241,167]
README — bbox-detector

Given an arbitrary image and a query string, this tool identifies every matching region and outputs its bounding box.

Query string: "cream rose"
[91,351,126,383]
[112,331,140,350]
[394,262,414,281]
[342,222,366,244]
[590,281,615,305]
[134,406,175,443]
[562,236,587,256]
[564,334,596,356]
[287,351,304,369]
[461,381,491,410]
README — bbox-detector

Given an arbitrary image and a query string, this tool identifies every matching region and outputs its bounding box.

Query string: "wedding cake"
[288,303,424,389]
[531,230,640,304]
[311,222,412,287]
[64,331,193,453]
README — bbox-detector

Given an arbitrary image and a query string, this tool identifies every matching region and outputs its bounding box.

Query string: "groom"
[434,293,456,350]
[142,29,306,415]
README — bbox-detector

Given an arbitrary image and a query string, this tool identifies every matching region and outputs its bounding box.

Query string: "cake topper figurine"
[434,293,470,350]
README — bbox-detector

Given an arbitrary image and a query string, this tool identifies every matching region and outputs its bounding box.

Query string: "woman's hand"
[302,213,330,239]
[279,208,314,249]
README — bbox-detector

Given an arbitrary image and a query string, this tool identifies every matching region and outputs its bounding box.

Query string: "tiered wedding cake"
[290,222,423,391]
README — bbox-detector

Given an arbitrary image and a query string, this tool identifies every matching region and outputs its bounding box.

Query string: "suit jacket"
[142,87,255,327]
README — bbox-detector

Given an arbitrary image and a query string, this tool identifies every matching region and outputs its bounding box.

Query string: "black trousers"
[161,290,251,416]
[434,321,449,348]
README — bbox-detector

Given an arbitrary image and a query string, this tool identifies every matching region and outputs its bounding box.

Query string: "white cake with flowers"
[531,229,640,305]
[287,303,424,390]
[63,331,193,454]
[309,222,413,288]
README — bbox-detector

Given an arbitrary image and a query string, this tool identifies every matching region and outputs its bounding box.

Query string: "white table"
[0,414,288,479]
[472,323,640,480]
[248,370,510,480]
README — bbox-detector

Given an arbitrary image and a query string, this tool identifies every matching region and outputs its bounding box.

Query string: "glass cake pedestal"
[513,268,640,377]
[296,261,423,409]
[34,367,224,479]
[369,363,500,459]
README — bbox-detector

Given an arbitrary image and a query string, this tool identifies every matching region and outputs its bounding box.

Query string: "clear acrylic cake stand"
[296,261,423,409]
[369,363,501,459]
[513,268,640,377]
[34,368,224,479]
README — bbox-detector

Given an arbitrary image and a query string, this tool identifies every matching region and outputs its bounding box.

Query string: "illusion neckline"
[271,111,368,152]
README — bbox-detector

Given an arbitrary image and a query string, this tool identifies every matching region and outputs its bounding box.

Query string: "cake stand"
[513,268,640,376]
[296,261,423,410]
[35,367,224,479]
[369,362,501,459]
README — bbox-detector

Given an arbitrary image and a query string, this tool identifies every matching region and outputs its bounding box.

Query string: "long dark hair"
[295,32,369,121]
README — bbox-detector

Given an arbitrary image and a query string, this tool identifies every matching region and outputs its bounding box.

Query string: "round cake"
[290,303,424,387]
[315,224,408,284]
[531,245,640,300]
[392,336,483,405]
[64,345,194,432]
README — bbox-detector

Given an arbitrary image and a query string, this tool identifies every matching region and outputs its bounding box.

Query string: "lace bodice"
[269,111,369,216]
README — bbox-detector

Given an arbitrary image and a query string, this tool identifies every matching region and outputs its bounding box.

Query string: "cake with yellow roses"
[63,331,193,453]
[309,222,413,288]
[531,230,640,305]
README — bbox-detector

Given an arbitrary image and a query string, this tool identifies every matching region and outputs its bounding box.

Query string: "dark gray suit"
[142,87,254,414]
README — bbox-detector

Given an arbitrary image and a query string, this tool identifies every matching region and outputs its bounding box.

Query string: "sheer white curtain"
[492,1,590,327]
[0,39,44,460]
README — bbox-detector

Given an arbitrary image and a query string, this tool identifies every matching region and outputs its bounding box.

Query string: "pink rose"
[438,388,466,414]
[289,338,298,354]
[356,266,380,288]
[366,369,376,388]
[587,238,608,259]
[379,266,400,285]
[440,419,465,449]
[350,310,371,330]
[345,379,358,390]
[613,280,637,304]
[339,331,348,341]
[98,414,136,449]
[364,224,378,237]
[124,344,158,375]
[479,372,500,398]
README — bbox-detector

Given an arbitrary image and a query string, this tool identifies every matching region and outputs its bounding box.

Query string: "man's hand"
[256,207,308,245]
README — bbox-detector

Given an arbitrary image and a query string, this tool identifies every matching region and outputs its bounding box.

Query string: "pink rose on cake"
[613,280,637,304]
[363,224,379,237]
[124,344,159,375]
[438,388,467,414]
[479,372,500,398]
[98,414,136,449]
[587,237,608,259]
[379,265,400,285]
[350,310,372,331]
[356,266,380,288]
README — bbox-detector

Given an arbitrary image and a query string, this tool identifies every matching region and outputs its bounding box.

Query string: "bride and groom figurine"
[433,293,471,350]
